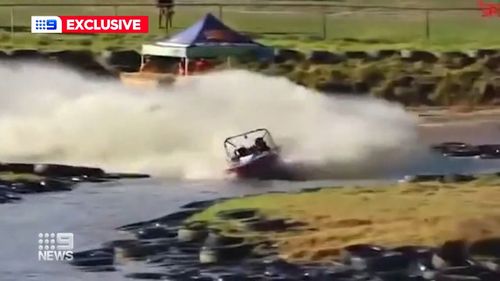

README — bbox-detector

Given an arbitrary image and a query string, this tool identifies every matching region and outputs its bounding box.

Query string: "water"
[0,178,392,281]
[0,64,419,180]
[1,138,499,281]
[0,63,499,280]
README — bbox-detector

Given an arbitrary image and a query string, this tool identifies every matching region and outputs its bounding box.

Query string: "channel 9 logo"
[31,16,63,33]
[37,232,74,261]
[30,15,148,34]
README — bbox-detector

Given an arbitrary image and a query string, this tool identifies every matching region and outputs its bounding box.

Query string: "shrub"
[0,32,10,42]
[431,74,463,106]
[352,63,385,87]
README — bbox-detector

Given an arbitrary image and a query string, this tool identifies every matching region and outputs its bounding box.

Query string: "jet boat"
[224,128,288,180]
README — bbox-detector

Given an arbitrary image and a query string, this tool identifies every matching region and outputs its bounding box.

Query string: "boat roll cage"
[223,128,277,159]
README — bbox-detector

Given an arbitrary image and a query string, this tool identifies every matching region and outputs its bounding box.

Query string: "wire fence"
[0,2,496,46]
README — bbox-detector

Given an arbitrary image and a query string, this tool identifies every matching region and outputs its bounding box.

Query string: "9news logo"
[31,16,63,33]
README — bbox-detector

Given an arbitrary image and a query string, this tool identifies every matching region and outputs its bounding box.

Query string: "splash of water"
[0,62,420,180]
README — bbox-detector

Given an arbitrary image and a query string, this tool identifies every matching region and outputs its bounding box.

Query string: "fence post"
[425,9,430,40]
[10,7,14,40]
[321,12,327,40]
[218,5,223,20]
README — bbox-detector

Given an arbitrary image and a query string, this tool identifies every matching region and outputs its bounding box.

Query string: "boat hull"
[226,152,289,180]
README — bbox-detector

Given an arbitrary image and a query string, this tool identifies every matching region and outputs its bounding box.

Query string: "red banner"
[477,0,500,17]
[59,16,149,33]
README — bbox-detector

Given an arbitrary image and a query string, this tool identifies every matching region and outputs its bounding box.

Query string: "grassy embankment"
[0,0,499,52]
[0,172,43,181]
[1,1,499,107]
[189,174,500,262]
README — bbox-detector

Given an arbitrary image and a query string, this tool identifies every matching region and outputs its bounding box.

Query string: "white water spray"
[0,63,420,180]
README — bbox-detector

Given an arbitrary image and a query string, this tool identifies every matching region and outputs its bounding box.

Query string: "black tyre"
[245,218,305,232]
[434,274,481,281]
[177,221,208,243]
[212,273,255,281]
[0,189,22,201]
[38,179,74,192]
[4,182,33,194]
[34,164,105,177]
[340,244,386,265]
[70,248,114,267]
[0,163,34,173]
[115,240,170,261]
[203,229,245,247]
[117,221,152,232]
[439,174,476,183]
[199,241,254,264]
[125,272,172,280]
[469,238,500,259]
[477,145,500,159]
[117,209,199,231]
[440,266,489,275]
[262,258,305,279]
[303,264,354,280]
[432,240,470,269]
[135,226,176,240]
[431,142,469,153]
[401,174,444,183]
[216,208,261,221]
[352,251,412,273]
[393,245,434,261]
[153,209,201,225]
[180,199,218,210]
[103,173,150,179]
[393,245,434,275]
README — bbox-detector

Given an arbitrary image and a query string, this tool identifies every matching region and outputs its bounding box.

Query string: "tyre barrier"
[69,201,500,280]
[33,163,105,177]
[112,240,171,261]
[203,229,246,248]
[399,174,478,184]
[0,188,22,203]
[116,209,204,232]
[355,251,412,273]
[135,225,177,240]
[340,244,386,263]
[199,241,255,264]
[245,218,306,232]
[216,208,262,221]
[469,238,500,259]
[0,178,75,194]
[102,173,151,179]
[70,248,115,267]
[430,142,500,159]
[477,145,500,159]
[178,221,209,243]
[180,199,220,209]
[125,272,172,280]
[0,162,151,205]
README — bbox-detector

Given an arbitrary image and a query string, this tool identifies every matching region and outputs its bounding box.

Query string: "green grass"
[0,172,44,182]
[0,1,498,52]
[188,175,500,261]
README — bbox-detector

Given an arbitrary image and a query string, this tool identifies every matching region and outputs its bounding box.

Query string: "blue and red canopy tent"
[141,13,273,75]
